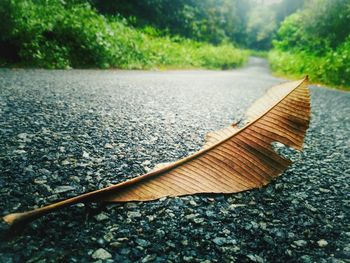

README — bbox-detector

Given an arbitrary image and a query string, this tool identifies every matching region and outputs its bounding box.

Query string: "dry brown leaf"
[2,77,310,227]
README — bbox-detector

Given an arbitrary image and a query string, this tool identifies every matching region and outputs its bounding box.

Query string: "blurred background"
[0,0,349,87]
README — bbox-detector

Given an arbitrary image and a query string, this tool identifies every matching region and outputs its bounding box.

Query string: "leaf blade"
[2,77,311,226]
[101,76,310,202]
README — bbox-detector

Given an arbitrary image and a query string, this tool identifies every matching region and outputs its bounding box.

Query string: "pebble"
[17,133,28,139]
[61,160,70,165]
[247,254,264,263]
[104,143,114,149]
[91,248,112,260]
[294,240,308,247]
[120,248,130,255]
[141,254,157,263]
[127,211,141,218]
[141,160,151,166]
[95,213,109,222]
[213,237,228,246]
[1,63,349,263]
[185,214,197,220]
[136,239,149,247]
[110,242,122,248]
[317,239,328,247]
[13,149,26,154]
[34,178,47,184]
[193,218,205,224]
[54,185,76,194]
[189,200,197,206]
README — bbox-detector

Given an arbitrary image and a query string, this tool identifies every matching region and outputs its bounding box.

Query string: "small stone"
[110,242,122,248]
[103,232,114,242]
[181,240,188,246]
[292,199,299,205]
[95,213,109,222]
[213,237,228,246]
[91,248,112,260]
[120,248,130,255]
[104,143,114,149]
[259,222,267,230]
[83,151,90,159]
[14,149,26,154]
[305,204,317,212]
[166,241,176,248]
[319,188,331,193]
[193,218,205,224]
[127,211,141,218]
[97,238,105,246]
[70,176,80,183]
[54,185,76,194]
[300,255,312,263]
[294,240,307,247]
[34,178,47,184]
[136,239,149,247]
[38,169,51,176]
[263,236,274,245]
[222,229,231,235]
[147,215,155,221]
[317,239,328,247]
[25,165,34,172]
[62,160,70,165]
[206,211,215,218]
[247,254,264,263]
[117,237,129,242]
[275,183,284,190]
[183,256,193,262]
[189,200,197,206]
[229,204,246,210]
[156,229,165,237]
[232,246,240,252]
[126,203,138,209]
[12,203,21,210]
[142,160,151,166]
[141,254,157,263]
[185,214,197,220]
[18,133,28,139]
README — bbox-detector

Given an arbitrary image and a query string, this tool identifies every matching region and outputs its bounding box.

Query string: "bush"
[0,0,248,69]
[270,0,350,88]
[269,37,350,87]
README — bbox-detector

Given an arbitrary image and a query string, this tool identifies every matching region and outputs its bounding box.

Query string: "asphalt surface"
[0,57,349,262]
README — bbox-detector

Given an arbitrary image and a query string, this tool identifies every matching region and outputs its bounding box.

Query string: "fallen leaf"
[2,77,310,227]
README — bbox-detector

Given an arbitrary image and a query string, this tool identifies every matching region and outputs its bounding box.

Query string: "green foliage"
[244,0,305,50]
[93,0,250,46]
[270,0,350,88]
[94,0,305,50]
[269,38,350,87]
[0,0,248,69]
[273,0,350,55]
[245,6,277,50]
[249,50,268,58]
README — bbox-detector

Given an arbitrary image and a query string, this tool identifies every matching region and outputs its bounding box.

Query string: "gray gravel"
[0,58,349,262]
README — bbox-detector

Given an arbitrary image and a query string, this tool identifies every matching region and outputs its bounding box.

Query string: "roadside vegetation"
[0,0,247,70]
[0,0,348,88]
[269,0,350,88]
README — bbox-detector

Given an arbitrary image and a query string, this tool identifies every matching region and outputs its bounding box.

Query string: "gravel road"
[0,58,349,262]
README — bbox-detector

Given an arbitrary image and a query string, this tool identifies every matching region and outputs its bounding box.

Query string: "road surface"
[0,58,349,262]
